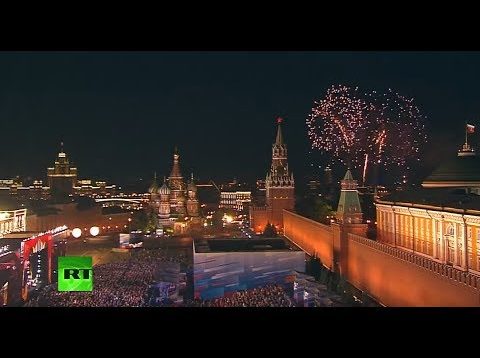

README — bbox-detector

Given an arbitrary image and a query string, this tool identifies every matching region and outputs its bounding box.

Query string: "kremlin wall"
[272,120,480,306]
[283,210,480,306]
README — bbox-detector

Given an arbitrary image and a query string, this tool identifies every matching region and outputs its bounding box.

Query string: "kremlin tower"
[335,169,363,224]
[250,118,295,233]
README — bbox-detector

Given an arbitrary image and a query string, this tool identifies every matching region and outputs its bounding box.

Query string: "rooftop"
[193,237,300,253]
[2,231,41,239]
[422,151,480,187]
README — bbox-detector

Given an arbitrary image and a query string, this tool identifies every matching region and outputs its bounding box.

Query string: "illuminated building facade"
[149,148,200,228]
[376,141,480,274]
[220,191,251,213]
[73,179,116,197]
[0,144,116,200]
[0,178,50,200]
[250,118,295,233]
[47,144,78,198]
[0,209,27,237]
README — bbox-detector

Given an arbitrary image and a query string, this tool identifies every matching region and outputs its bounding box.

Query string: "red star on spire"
[276,117,283,124]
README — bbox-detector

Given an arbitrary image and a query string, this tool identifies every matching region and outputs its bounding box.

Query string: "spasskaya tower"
[250,118,295,233]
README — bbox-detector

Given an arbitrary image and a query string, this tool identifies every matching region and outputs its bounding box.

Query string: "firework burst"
[306,85,427,183]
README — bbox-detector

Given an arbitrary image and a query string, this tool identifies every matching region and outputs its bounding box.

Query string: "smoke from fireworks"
[306,85,427,184]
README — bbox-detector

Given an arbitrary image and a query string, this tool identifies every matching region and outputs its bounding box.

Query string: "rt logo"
[58,256,93,292]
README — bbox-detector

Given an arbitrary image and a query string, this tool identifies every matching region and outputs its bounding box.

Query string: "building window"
[446,223,454,236]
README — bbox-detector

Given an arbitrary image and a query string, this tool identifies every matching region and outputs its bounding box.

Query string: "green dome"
[423,152,480,187]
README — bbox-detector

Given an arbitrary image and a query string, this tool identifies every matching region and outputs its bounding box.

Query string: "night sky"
[1,52,479,185]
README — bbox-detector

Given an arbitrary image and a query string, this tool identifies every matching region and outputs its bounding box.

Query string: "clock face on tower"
[277,166,285,176]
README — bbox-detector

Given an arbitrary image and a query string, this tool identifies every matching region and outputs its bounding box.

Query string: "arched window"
[446,223,454,236]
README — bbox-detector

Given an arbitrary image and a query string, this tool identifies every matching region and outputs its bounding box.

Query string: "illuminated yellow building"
[0,209,27,237]
[376,139,480,273]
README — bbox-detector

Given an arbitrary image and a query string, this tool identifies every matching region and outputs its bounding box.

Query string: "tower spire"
[60,141,64,153]
[170,147,182,178]
[275,117,284,145]
[336,169,363,224]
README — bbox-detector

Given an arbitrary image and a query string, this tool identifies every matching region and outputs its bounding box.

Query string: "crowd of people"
[188,284,295,307]
[26,249,188,307]
[25,245,300,308]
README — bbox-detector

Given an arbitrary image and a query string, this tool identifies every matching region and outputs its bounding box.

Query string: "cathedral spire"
[148,171,159,194]
[170,147,182,178]
[275,117,284,145]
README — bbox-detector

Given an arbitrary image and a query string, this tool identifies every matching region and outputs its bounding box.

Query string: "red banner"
[21,233,53,300]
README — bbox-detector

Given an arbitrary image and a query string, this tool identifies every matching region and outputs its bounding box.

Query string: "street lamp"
[72,228,82,239]
[90,226,100,237]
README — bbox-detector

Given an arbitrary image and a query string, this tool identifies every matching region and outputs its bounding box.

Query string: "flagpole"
[465,121,468,146]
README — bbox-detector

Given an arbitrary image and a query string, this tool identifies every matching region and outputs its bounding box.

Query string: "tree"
[311,197,334,224]
[296,196,334,224]
[145,209,158,232]
[131,210,148,231]
[308,255,323,281]
[262,222,277,237]
[131,208,158,232]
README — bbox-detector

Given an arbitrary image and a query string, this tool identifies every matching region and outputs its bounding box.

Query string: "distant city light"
[223,214,234,223]
[72,228,82,238]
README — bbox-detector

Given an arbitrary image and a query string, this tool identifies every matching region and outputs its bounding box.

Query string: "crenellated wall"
[283,210,480,306]
[347,234,480,306]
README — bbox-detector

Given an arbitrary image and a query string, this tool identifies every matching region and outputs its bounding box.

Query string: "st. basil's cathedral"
[148,147,201,233]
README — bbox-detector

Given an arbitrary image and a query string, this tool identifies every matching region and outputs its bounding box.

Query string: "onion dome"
[158,177,171,195]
